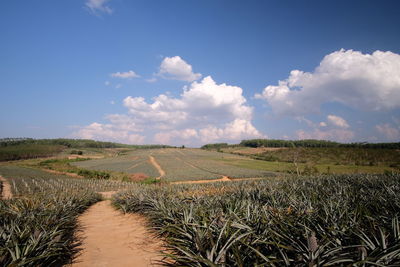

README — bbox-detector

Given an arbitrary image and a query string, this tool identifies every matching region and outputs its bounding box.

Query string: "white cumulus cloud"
[75,76,263,146]
[123,76,254,128]
[327,115,350,128]
[157,56,201,82]
[111,70,140,79]
[85,0,113,14]
[294,114,353,142]
[74,122,145,144]
[255,49,400,115]
[296,128,354,142]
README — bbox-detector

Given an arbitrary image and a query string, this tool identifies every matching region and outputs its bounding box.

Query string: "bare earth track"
[70,192,164,267]
[149,156,165,180]
[43,169,84,178]
[172,176,267,185]
[0,175,12,199]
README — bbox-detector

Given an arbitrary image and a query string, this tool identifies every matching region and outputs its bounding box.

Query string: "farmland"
[205,146,400,175]
[1,141,400,266]
[72,148,276,181]
[114,173,400,265]
[2,164,400,266]
[71,146,399,182]
[0,165,137,266]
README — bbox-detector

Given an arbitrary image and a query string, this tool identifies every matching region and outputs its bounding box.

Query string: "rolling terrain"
[1,139,399,266]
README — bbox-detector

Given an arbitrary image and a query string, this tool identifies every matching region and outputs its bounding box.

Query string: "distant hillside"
[0,138,172,161]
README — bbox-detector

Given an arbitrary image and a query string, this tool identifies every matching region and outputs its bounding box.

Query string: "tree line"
[239,139,400,149]
[0,138,172,149]
[202,139,400,149]
[0,138,173,161]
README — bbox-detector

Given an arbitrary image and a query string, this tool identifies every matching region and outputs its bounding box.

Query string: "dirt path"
[172,176,231,184]
[149,156,165,180]
[171,176,267,185]
[70,192,164,267]
[43,169,84,178]
[0,175,12,199]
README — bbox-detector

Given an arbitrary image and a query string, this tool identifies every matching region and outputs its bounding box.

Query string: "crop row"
[154,153,220,181]
[153,149,276,181]
[72,150,160,177]
[71,148,277,181]
[113,173,400,266]
[176,149,275,178]
[0,165,135,266]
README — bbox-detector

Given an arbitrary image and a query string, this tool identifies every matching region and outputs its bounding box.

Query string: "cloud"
[111,70,140,79]
[75,76,263,145]
[327,115,349,128]
[123,76,254,128]
[296,128,354,142]
[294,114,353,142]
[154,129,198,145]
[376,123,400,140]
[198,119,264,143]
[85,0,113,14]
[255,49,400,115]
[157,56,201,82]
[73,122,145,144]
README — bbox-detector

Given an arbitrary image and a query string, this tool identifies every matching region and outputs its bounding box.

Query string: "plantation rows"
[74,148,276,181]
[155,152,220,181]
[0,165,136,266]
[114,173,400,266]
[176,149,274,179]
[72,150,160,177]
[1,163,400,266]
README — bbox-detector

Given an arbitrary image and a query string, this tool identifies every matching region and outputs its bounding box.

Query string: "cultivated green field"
[114,173,400,265]
[2,139,400,265]
[1,156,400,265]
[72,148,277,181]
[209,146,400,175]
[0,165,137,266]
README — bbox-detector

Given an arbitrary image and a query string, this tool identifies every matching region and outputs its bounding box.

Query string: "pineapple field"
[113,174,400,266]
[72,148,276,181]
[0,165,137,266]
[1,147,400,266]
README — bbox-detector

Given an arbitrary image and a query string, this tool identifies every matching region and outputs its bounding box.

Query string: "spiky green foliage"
[114,174,400,266]
[0,166,136,266]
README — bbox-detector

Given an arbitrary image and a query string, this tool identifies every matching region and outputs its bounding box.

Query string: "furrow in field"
[126,161,145,170]
[175,155,225,177]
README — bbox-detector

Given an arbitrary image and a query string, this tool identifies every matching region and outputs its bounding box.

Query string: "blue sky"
[1,0,400,146]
